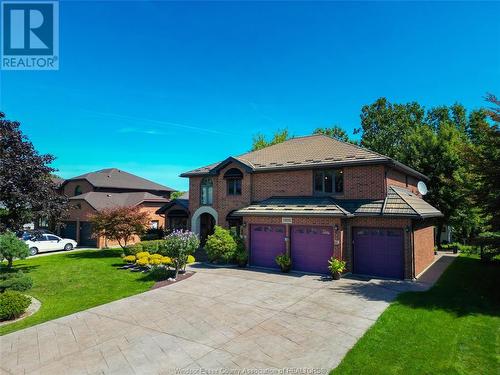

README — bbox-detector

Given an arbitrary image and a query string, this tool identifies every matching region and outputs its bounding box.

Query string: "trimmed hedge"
[0,271,33,292]
[0,290,31,321]
[123,240,167,256]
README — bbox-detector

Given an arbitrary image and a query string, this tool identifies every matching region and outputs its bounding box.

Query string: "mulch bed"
[150,271,195,290]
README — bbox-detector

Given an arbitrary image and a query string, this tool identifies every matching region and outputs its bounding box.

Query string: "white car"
[25,234,78,256]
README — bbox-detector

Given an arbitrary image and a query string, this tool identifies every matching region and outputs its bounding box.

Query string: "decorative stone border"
[0,295,41,327]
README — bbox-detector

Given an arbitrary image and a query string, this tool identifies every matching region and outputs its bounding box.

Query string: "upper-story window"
[314,169,343,194]
[200,177,213,205]
[224,168,243,196]
[74,185,82,196]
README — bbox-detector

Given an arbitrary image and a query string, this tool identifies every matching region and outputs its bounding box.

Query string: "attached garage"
[353,227,404,279]
[250,225,286,269]
[291,226,333,274]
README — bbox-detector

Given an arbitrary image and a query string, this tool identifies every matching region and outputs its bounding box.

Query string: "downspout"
[410,220,415,280]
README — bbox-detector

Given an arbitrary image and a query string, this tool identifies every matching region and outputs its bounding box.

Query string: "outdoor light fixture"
[334,224,339,231]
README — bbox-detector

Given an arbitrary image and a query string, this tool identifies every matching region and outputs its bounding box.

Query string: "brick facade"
[413,223,435,276]
[252,170,313,201]
[343,165,386,199]
[386,167,420,196]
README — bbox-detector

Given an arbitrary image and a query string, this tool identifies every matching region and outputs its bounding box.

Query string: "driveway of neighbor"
[0,255,456,374]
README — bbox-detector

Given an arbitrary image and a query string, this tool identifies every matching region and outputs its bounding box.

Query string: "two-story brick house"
[163,135,442,279]
[60,168,175,247]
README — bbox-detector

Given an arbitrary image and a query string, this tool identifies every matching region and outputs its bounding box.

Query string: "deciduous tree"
[251,128,291,151]
[0,112,68,232]
[313,125,357,144]
[91,206,150,249]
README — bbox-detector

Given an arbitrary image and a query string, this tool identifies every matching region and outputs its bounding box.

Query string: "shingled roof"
[66,168,175,192]
[233,186,442,219]
[69,192,168,211]
[181,135,428,180]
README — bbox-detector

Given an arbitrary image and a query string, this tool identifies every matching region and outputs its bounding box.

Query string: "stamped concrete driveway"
[0,261,448,374]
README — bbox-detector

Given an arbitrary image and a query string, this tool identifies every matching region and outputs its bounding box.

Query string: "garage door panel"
[353,227,403,279]
[291,226,333,274]
[250,225,285,269]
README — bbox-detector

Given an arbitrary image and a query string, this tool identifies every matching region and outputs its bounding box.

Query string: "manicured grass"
[333,255,500,375]
[0,249,154,336]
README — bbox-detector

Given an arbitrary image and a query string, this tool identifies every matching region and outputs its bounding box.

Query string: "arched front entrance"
[191,206,218,244]
[199,213,216,245]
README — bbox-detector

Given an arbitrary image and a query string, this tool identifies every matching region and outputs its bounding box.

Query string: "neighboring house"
[162,135,442,280]
[59,168,175,247]
[157,192,189,231]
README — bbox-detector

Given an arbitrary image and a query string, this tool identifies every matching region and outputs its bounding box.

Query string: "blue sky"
[1,1,499,191]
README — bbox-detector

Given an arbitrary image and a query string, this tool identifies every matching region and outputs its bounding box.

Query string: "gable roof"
[69,192,168,211]
[233,186,442,219]
[65,168,175,192]
[180,135,427,180]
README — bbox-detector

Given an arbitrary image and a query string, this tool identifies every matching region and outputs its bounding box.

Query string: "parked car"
[25,234,78,255]
[17,229,54,241]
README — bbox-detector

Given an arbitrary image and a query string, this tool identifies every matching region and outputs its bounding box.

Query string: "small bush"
[122,255,136,263]
[136,257,149,267]
[205,226,237,263]
[136,251,151,259]
[161,256,172,265]
[0,271,33,292]
[123,240,167,255]
[0,290,31,321]
[0,231,30,268]
[187,255,195,264]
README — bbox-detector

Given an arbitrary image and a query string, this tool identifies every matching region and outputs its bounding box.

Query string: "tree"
[0,231,29,268]
[0,112,68,232]
[356,98,489,245]
[251,128,291,151]
[91,206,150,249]
[159,229,199,279]
[170,191,186,200]
[204,226,237,263]
[313,125,358,144]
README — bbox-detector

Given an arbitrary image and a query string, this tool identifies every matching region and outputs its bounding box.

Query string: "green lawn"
[0,249,154,336]
[333,255,500,375]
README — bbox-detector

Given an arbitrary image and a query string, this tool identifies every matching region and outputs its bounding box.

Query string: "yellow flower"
[161,256,172,265]
[123,255,136,263]
[136,257,149,266]
[150,253,163,260]
[187,255,196,264]
[136,251,150,259]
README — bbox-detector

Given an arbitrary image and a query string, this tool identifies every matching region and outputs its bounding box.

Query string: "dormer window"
[200,177,213,205]
[314,169,343,194]
[224,168,243,196]
[74,185,82,196]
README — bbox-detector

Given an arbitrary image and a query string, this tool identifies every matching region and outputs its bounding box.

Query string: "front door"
[200,213,215,245]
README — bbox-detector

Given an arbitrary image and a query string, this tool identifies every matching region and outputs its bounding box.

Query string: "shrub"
[205,226,237,263]
[123,243,142,256]
[140,227,166,241]
[187,255,195,264]
[275,253,291,269]
[159,230,199,278]
[123,240,167,255]
[136,257,149,267]
[0,271,33,292]
[122,255,136,263]
[136,251,151,259]
[0,231,30,268]
[328,257,346,274]
[161,256,172,265]
[0,290,31,321]
[231,232,247,265]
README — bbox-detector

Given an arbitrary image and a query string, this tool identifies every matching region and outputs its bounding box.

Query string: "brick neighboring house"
[160,135,442,280]
[59,168,175,248]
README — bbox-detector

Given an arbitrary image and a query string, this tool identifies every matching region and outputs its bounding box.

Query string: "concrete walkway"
[0,254,456,374]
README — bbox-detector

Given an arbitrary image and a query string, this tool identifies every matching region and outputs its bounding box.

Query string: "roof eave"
[389,160,429,181]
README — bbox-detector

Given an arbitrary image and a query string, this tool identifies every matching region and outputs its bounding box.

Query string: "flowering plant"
[159,230,199,278]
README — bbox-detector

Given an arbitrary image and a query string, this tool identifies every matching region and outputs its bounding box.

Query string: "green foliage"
[0,231,30,268]
[328,257,346,274]
[140,227,165,241]
[159,230,199,277]
[170,191,187,200]
[0,271,33,292]
[251,128,292,151]
[123,240,166,255]
[275,253,291,268]
[231,231,248,264]
[205,226,237,263]
[0,290,31,321]
[313,126,358,144]
[356,97,496,243]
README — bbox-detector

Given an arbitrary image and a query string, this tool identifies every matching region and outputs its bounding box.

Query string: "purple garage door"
[291,226,333,274]
[250,225,286,269]
[353,227,404,279]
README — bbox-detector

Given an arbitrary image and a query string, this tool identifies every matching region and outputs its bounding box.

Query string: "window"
[314,169,343,194]
[200,178,213,205]
[46,235,60,241]
[150,220,159,229]
[224,168,243,196]
[74,185,82,196]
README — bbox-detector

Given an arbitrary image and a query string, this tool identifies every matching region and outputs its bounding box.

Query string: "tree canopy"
[251,129,291,151]
[313,126,357,144]
[0,112,68,232]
